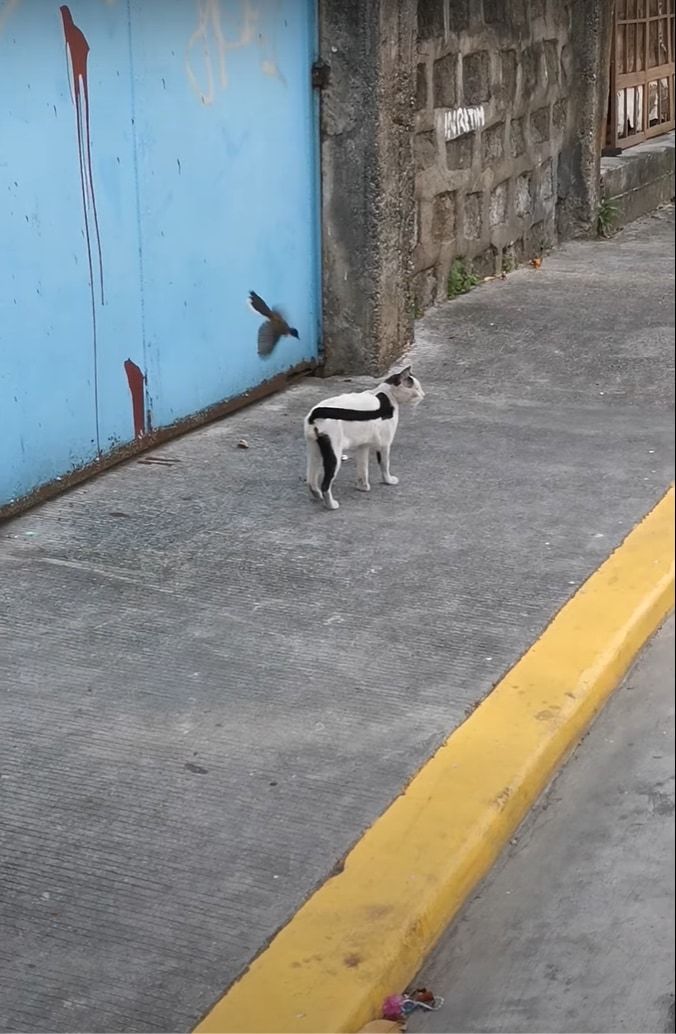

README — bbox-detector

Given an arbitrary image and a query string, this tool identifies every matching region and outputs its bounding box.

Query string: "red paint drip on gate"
[60,5,105,449]
[60,6,104,305]
[124,359,146,439]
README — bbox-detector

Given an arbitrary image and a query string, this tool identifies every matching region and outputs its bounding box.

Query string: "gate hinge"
[311,59,330,90]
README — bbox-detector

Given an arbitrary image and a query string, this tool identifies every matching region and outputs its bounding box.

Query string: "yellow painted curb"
[195,487,675,1034]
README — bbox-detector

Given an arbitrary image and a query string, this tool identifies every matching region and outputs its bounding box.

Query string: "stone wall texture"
[319,0,417,375]
[413,0,574,311]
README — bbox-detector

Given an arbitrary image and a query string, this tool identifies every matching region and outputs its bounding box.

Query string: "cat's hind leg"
[355,445,370,492]
[322,459,341,509]
[306,438,323,500]
[316,430,341,510]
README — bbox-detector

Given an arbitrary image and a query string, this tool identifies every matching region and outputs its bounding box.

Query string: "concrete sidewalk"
[1,207,674,1034]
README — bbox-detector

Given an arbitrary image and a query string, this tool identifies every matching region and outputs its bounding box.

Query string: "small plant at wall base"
[597,196,619,238]
[447,259,480,299]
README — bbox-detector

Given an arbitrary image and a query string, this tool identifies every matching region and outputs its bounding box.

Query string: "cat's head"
[385,366,425,405]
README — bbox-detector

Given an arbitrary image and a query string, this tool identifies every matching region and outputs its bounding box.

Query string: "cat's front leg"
[377,444,399,485]
[355,445,370,492]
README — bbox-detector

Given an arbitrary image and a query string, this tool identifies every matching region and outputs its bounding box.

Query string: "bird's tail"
[248,290,274,319]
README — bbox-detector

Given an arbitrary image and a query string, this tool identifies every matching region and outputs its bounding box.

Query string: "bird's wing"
[270,306,291,333]
[248,290,274,320]
[257,321,281,357]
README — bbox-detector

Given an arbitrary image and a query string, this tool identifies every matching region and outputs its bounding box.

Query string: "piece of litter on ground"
[184,761,208,775]
[382,990,444,1022]
[237,439,249,449]
[358,1022,405,1033]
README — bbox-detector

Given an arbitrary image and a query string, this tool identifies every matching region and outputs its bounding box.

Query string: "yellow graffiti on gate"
[185,0,284,105]
[0,0,19,36]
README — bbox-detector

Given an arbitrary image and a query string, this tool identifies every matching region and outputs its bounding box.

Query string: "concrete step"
[601,131,675,229]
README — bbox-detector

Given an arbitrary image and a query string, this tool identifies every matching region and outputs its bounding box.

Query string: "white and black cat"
[303,366,425,510]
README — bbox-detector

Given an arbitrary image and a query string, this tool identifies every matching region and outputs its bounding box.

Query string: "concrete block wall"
[413,0,573,311]
[319,0,417,375]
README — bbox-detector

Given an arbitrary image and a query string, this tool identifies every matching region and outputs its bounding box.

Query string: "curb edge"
[195,486,675,1034]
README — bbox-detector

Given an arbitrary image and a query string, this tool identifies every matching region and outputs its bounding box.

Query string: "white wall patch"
[442,106,486,141]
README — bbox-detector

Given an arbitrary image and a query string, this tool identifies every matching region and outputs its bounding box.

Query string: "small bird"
[248,290,299,356]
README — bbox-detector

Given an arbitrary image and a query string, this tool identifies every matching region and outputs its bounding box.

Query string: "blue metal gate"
[0,0,319,510]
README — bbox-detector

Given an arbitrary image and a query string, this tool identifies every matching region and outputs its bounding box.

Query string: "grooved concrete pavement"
[1,208,674,1033]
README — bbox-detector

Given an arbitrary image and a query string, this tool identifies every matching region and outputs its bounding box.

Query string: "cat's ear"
[386,365,411,385]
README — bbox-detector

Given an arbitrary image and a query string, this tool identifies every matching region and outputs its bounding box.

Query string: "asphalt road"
[409,616,675,1034]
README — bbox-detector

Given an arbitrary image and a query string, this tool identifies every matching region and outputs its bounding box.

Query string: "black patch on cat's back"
[308,391,394,425]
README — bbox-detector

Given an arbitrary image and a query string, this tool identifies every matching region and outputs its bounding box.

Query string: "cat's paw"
[324,499,340,510]
[308,484,323,501]
[383,475,399,485]
[356,481,371,493]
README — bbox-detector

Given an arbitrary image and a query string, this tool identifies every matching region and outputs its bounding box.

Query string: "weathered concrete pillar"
[319,0,417,376]
[557,0,614,237]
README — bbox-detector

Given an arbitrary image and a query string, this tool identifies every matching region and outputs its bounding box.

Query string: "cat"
[303,366,425,510]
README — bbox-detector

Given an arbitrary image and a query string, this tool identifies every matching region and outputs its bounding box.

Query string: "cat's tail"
[314,427,337,492]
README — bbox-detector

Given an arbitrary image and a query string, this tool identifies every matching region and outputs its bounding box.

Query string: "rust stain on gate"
[0,362,316,524]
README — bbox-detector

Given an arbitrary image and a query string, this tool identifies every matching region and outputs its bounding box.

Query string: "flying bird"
[248,290,299,356]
